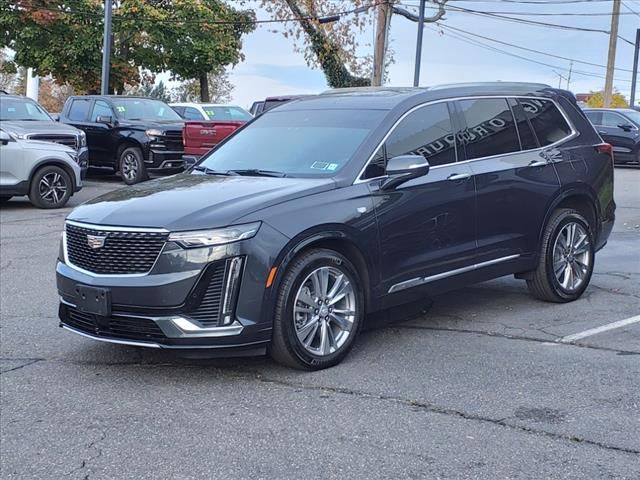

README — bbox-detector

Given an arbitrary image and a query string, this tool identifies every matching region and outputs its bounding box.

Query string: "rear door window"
[67,99,91,122]
[584,111,603,126]
[457,98,521,160]
[519,98,572,146]
[508,98,538,150]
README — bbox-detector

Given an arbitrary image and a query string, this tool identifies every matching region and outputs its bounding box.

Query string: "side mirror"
[96,115,113,125]
[618,123,634,132]
[0,130,12,145]
[381,155,430,190]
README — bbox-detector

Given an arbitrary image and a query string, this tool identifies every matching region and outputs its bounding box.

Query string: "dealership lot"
[1,168,639,478]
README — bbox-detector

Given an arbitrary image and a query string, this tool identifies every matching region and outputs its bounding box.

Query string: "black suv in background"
[57,84,615,370]
[59,96,185,184]
[583,108,640,165]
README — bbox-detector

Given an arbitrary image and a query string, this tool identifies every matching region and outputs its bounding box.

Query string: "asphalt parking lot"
[1,168,639,479]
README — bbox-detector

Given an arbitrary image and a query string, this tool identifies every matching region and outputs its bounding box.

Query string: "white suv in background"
[0,130,83,208]
[169,103,252,121]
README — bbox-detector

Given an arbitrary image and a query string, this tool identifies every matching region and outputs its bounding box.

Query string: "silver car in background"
[0,94,88,175]
[0,130,82,208]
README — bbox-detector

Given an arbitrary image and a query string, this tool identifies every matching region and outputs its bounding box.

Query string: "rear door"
[457,97,561,262]
[367,102,477,295]
[591,111,638,161]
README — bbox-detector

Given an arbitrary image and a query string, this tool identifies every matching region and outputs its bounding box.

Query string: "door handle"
[528,160,548,167]
[447,173,471,181]
[598,131,607,135]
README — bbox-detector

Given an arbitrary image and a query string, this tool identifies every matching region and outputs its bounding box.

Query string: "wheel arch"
[116,139,145,166]
[271,226,375,313]
[28,159,77,194]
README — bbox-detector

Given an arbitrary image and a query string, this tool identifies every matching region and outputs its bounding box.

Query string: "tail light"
[596,143,614,165]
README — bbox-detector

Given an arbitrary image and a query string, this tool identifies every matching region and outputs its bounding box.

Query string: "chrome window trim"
[63,220,169,278]
[388,254,520,294]
[354,95,578,184]
[61,325,163,348]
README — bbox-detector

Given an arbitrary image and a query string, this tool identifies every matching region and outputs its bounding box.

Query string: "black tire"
[119,146,148,185]
[526,208,595,302]
[270,248,364,370]
[28,165,72,209]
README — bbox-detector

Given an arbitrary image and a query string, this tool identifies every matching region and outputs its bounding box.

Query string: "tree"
[172,68,234,103]
[37,77,74,112]
[0,1,254,96]
[586,90,629,108]
[0,49,17,92]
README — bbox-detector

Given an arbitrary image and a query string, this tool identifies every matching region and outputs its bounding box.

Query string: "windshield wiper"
[227,169,287,178]
[192,165,234,176]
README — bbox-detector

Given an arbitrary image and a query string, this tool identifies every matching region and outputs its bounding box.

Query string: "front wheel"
[119,147,148,185]
[270,249,364,370]
[28,166,72,209]
[526,208,595,302]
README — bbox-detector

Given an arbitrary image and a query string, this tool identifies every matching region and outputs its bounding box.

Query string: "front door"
[365,102,477,295]
[85,100,116,167]
[594,111,638,162]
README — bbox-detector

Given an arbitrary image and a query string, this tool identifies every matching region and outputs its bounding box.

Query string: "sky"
[224,0,640,109]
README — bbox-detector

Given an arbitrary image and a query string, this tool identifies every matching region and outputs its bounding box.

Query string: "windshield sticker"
[310,161,329,171]
[327,163,339,171]
[116,106,126,112]
[204,109,216,117]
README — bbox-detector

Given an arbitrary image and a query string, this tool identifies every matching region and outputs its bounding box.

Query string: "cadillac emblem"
[86,234,107,250]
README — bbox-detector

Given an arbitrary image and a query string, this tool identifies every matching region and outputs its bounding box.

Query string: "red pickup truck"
[170,104,252,163]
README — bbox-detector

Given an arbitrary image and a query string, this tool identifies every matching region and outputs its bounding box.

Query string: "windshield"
[203,105,252,121]
[198,109,385,177]
[0,97,52,121]
[112,98,182,121]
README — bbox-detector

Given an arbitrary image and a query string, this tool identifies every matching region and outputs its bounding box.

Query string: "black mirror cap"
[96,115,113,125]
[618,123,634,132]
[0,131,11,144]
[381,155,430,190]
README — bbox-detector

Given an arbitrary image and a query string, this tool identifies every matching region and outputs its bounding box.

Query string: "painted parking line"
[557,315,640,343]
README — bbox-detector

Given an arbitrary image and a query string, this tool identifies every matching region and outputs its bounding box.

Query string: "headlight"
[146,128,163,137]
[78,131,87,147]
[168,222,261,248]
[65,151,80,164]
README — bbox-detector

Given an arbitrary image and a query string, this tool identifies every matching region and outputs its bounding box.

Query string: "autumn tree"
[0,0,254,96]
[172,68,234,103]
[586,90,629,108]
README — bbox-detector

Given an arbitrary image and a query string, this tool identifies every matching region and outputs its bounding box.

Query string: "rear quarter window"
[519,98,572,146]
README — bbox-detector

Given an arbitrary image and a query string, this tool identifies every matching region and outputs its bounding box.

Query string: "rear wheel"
[119,147,148,185]
[28,166,72,209]
[270,248,364,370]
[526,208,594,302]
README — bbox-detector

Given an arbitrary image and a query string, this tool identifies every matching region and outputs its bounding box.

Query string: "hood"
[1,120,83,136]
[67,173,336,231]
[117,119,184,131]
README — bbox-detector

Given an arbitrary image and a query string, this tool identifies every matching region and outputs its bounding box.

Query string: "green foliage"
[0,0,254,94]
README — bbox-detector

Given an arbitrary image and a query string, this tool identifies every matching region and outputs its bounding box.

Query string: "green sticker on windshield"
[116,106,126,112]
[204,109,216,117]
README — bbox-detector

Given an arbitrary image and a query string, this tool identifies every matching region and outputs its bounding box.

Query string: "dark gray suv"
[56,83,615,370]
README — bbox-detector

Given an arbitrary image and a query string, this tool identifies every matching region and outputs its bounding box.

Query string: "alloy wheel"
[552,222,591,292]
[293,266,356,356]
[121,153,138,181]
[39,172,67,205]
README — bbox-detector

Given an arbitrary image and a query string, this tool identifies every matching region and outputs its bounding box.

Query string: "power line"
[622,0,640,17]
[438,22,634,73]
[432,23,632,84]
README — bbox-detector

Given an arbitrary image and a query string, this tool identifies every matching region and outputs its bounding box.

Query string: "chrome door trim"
[387,254,521,294]
[354,95,577,185]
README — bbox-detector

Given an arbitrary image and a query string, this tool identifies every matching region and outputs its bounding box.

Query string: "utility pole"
[567,60,573,90]
[630,28,640,108]
[100,0,113,95]
[372,0,392,87]
[603,0,621,107]
[413,0,427,87]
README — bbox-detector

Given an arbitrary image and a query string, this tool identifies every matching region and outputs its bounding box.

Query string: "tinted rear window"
[68,99,91,122]
[458,98,520,160]
[519,98,572,146]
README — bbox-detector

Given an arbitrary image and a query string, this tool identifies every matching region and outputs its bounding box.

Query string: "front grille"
[186,262,226,327]
[63,306,166,341]
[29,134,78,151]
[65,223,168,275]
[159,130,184,151]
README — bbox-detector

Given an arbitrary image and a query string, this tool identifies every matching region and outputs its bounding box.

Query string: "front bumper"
[56,221,290,351]
[145,149,186,173]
